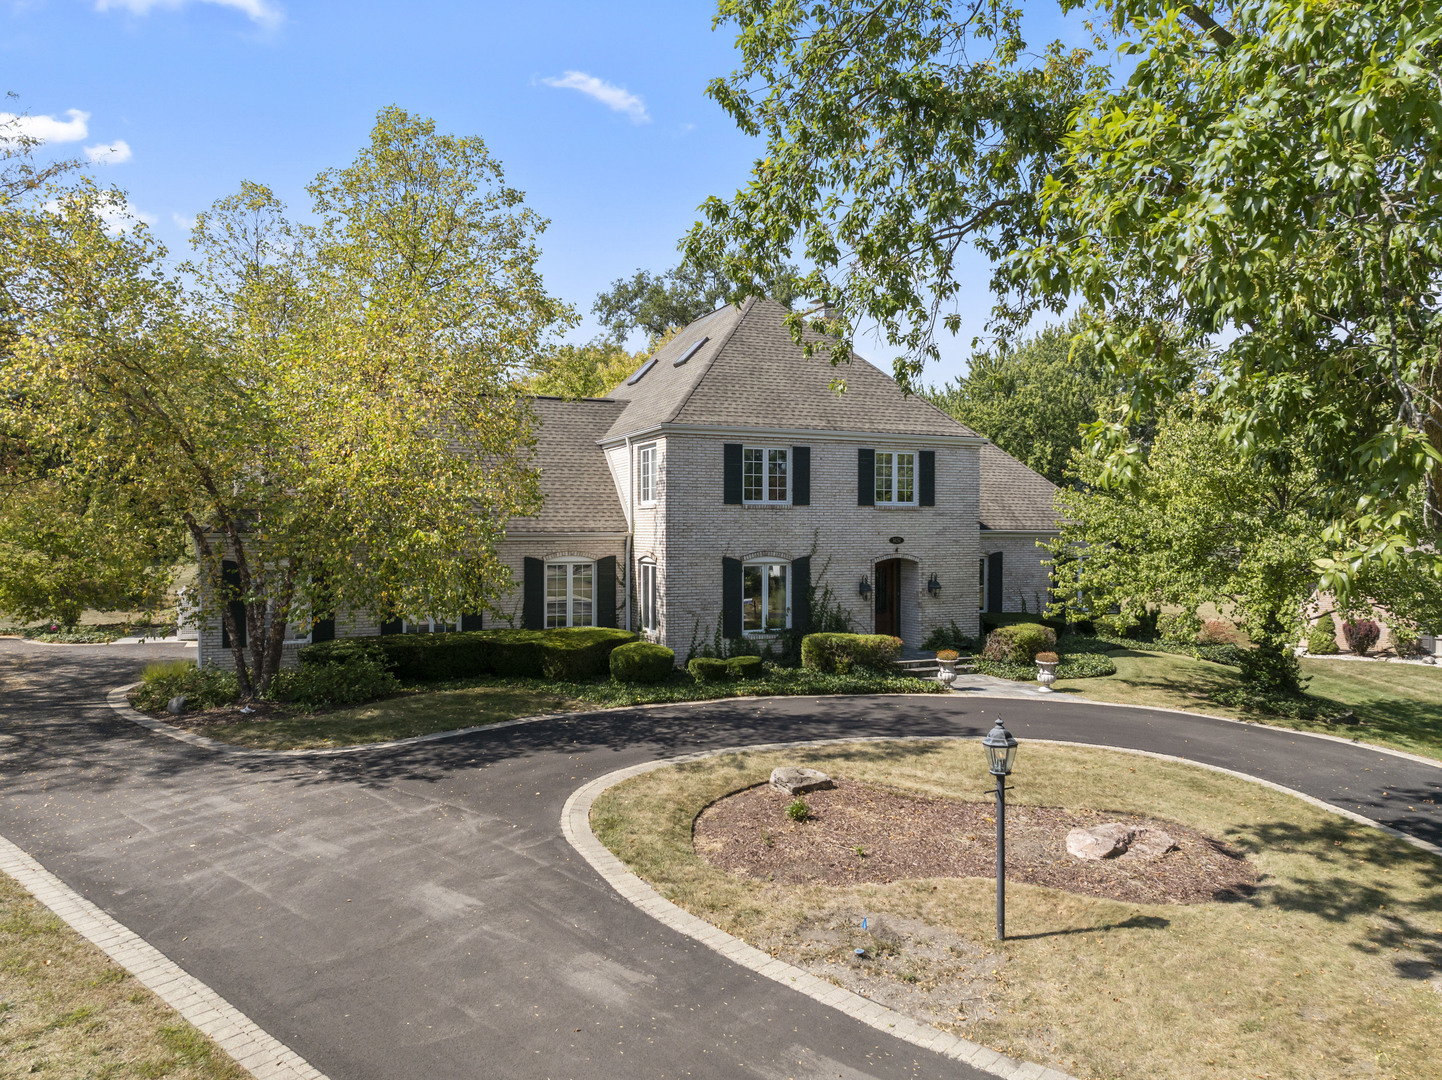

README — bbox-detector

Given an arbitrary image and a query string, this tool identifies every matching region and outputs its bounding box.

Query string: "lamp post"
[982,718,1018,940]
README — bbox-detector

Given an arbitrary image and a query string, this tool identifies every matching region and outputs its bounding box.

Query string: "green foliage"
[980,623,1057,664]
[799,633,901,674]
[725,655,763,681]
[593,261,799,345]
[130,661,238,713]
[924,319,1114,485]
[975,652,1117,681]
[1306,620,1340,656]
[687,656,731,683]
[527,339,643,399]
[981,611,1068,633]
[922,620,975,653]
[785,798,810,823]
[1156,611,1201,644]
[300,628,636,682]
[270,653,399,711]
[609,641,676,684]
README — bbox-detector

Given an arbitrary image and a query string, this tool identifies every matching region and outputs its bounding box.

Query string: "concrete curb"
[561,734,1442,1080]
[0,832,329,1080]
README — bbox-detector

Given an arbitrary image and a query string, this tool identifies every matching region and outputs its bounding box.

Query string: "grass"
[1055,648,1442,760]
[591,740,1442,1080]
[180,668,945,750]
[0,871,247,1080]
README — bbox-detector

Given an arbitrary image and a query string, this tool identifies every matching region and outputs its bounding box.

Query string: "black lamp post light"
[982,718,1018,940]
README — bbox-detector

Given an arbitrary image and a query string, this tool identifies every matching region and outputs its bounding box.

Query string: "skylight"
[626,358,659,385]
[673,336,709,366]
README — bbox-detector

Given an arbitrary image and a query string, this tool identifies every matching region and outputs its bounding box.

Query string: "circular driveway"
[2,638,1438,1080]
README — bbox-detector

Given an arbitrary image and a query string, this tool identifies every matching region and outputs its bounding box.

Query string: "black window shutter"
[522,557,545,629]
[721,557,743,638]
[857,449,875,506]
[461,613,483,631]
[791,555,811,635]
[791,446,810,506]
[987,551,1004,613]
[311,617,336,643]
[918,450,936,506]
[221,560,246,649]
[723,443,743,504]
[595,556,618,627]
[380,616,402,635]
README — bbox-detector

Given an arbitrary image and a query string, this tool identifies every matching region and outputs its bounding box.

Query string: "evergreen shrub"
[609,641,675,684]
[688,657,730,682]
[726,655,763,680]
[1306,619,1340,655]
[799,633,902,673]
[980,623,1057,664]
[300,628,635,682]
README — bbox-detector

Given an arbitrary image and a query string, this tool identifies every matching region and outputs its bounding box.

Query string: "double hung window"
[638,559,658,633]
[742,447,789,504]
[742,560,789,633]
[637,443,657,506]
[546,559,594,628]
[874,450,916,505]
[978,557,988,612]
[403,616,458,634]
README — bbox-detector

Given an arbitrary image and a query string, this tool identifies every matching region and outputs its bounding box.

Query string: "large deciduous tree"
[593,260,800,346]
[2,107,572,697]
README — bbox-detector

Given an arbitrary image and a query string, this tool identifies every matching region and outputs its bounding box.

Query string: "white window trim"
[742,445,791,506]
[638,559,658,634]
[742,557,791,634]
[545,557,596,629]
[402,615,459,634]
[637,442,658,508]
[874,448,918,507]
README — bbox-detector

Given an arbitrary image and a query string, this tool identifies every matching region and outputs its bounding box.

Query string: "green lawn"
[1057,648,1442,759]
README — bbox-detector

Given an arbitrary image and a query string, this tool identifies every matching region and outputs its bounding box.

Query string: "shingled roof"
[511,396,628,534]
[605,297,979,441]
[979,442,1059,532]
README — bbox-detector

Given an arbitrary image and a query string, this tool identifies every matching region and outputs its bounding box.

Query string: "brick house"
[197,298,1059,667]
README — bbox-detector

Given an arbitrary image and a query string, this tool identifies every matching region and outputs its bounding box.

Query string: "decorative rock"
[769,767,835,797]
[1128,827,1178,859]
[166,695,187,715]
[1066,822,1134,860]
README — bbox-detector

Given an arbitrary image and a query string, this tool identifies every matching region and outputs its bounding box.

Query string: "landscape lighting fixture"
[982,718,1018,940]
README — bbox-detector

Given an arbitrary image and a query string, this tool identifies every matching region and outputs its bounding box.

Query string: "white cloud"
[172,212,197,232]
[0,109,90,144]
[85,139,133,165]
[541,71,649,124]
[94,0,282,27]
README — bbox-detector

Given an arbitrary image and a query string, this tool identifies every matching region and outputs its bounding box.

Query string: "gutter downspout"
[624,434,633,633]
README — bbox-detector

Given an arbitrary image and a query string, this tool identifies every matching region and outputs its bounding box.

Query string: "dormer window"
[742,446,789,504]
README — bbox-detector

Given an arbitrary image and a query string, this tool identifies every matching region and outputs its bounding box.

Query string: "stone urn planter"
[1034,651,1059,693]
[935,649,960,688]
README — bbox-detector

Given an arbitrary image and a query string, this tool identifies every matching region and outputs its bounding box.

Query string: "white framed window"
[637,442,658,507]
[875,450,916,505]
[403,615,458,634]
[978,557,987,612]
[742,446,789,504]
[742,559,789,633]
[546,559,594,628]
[638,559,658,633]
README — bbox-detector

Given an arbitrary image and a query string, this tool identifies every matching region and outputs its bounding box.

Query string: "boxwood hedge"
[299,628,636,683]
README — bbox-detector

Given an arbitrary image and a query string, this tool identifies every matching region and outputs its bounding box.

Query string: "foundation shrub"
[1306,618,1340,655]
[609,641,676,684]
[1341,618,1381,655]
[922,620,976,652]
[726,655,763,680]
[130,660,238,713]
[300,628,635,682]
[688,657,731,683]
[799,633,902,673]
[271,650,399,709]
[980,623,1057,664]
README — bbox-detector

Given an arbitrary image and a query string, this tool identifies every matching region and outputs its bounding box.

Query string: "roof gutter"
[599,423,985,450]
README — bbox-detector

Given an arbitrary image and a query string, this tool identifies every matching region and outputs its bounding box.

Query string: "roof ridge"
[661,296,756,426]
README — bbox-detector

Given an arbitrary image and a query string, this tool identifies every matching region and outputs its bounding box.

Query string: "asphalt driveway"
[1,638,1438,1080]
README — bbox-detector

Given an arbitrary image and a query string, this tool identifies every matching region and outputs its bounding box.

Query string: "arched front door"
[874,558,903,638]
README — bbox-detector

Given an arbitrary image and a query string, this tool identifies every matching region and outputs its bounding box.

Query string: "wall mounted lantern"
[927,573,941,598]
[858,575,872,599]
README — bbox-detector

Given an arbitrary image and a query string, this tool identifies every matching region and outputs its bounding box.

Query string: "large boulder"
[1066,823,1134,860]
[1128,827,1178,858]
[770,767,835,796]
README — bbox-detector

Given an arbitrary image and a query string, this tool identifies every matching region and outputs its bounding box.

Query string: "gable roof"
[605,297,979,441]
[979,442,1059,532]
[512,396,628,534]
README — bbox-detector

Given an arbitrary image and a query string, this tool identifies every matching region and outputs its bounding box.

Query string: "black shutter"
[311,617,335,643]
[857,448,875,506]
[461,613,483,631]
[987,551,1004,613]
[522,557,545,629]
[791,446,810,506]
[220,560,246,649]
[380,616,402,635]
[595,555,618,627]
[723,443,743,504]
[722,557,743,638]
[791,555,811,635]
[918,450,936,506]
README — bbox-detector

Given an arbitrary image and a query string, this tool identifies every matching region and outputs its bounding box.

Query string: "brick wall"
[979,532,1059,617]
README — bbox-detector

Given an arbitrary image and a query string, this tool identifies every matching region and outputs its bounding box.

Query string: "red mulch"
[694,780,1257,905]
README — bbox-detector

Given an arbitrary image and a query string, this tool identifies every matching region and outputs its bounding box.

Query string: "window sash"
[637,444,657,505]
[403,615,458,634]
[639,561,658,632]
[979,557,987,611]
[875,451,917,505]
[546,561,595,628]
[742,561,789,633]
[742,446,788,504]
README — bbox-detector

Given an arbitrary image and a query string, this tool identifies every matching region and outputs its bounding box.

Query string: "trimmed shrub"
[980,623,1057,664]
[610,641,675,684]
[270,652,399,710]
[130,660,238,713]
[1341,618,1380,656]
[1196,619,1239,645]
[799,633,902,673]
[1306,619,1340,655]
[1157,611,1202,643]
[981,612,1067,634]
[300,628,636,682]
[976,652,1117,681]
[726,655,763,680]
[688,656,730,682]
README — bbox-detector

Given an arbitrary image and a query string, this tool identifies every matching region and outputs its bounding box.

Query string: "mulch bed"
[694,779,1257,905]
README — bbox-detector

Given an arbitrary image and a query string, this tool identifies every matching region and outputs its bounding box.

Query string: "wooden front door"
[874,558,902,638]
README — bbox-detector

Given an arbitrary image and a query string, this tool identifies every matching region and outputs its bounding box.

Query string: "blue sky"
[3,0,1088,386]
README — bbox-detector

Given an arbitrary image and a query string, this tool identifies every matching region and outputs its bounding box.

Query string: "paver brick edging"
[561,734,1442,1080]
[0,831,329,1080]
